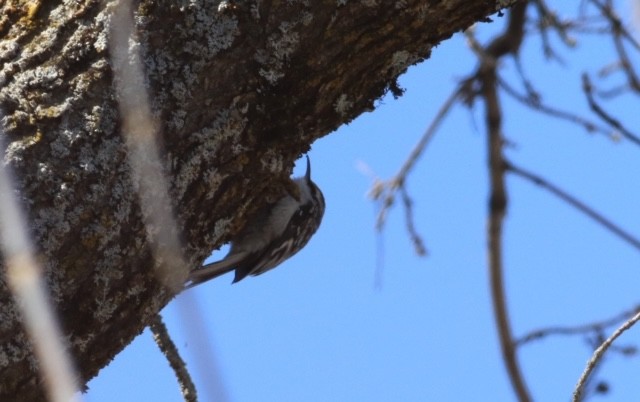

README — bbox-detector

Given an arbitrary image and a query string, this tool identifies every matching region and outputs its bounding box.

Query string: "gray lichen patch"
[137,2,240,117]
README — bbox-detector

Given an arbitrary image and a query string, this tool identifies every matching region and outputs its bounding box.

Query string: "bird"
[186,155,325,288]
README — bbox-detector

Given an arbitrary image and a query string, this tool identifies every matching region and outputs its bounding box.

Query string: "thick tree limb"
[0,0,518,399]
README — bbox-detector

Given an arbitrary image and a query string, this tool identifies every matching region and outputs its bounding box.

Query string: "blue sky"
[86,4,640,401]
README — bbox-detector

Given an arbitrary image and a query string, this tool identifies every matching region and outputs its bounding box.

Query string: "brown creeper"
[186,156,325,287]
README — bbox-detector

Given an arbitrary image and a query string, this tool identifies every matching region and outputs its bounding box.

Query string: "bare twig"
[512,56,541,103]
[149,314,198,402]
[573,310,640,401]
[399,186,427,256]
[497,76,613,137]
[516,305,640,346]
[394,87,462,185]
[479,4,533,402]
[506,160,640,251]
[485,76,531,402]
[484,79,533,402]
[611,29,640,94]
[585,0,640,98]
[582,74,640,147]
[588,0,640,52]
[371,85,461,255]
[532,0,577,61]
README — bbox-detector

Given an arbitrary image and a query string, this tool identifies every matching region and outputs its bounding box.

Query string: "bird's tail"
[185,254,243,289]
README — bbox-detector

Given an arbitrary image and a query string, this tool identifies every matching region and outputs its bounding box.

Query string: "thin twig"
[532,0,577,61]
[572,310,640,401]
[585,0,640,96]
[588,0,640,51]
[149,314,198,402]
[394,87,462,183]
[582,73,640,147]
[399,186,427,256]
[497,76,612,137]
[506,160,640,251]
[372,85,461,255]
[516,305,640,346]
[513,56,540,102]
[611,27,640,93]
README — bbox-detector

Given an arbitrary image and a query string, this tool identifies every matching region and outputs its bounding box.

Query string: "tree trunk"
[0,0,515,399]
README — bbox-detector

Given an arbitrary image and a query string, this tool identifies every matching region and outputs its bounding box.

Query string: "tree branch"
[497,76,613,138]
[506,160,640,251]
[573,310,640,402]
[149,314,197,402]
[371,86,461,258]
[516,305,640,346]
[478,3,532,401]
[582,73,640,146]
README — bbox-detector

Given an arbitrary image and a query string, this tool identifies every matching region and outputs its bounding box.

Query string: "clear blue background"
[86,4,640,402]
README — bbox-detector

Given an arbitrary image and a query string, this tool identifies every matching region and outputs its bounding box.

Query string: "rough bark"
[0,0,517,399]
